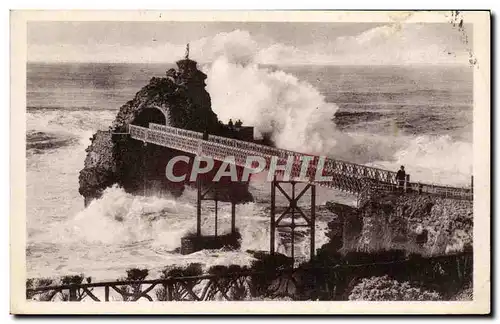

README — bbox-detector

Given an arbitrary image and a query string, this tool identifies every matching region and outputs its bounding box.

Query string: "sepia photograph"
[10,10,490,314]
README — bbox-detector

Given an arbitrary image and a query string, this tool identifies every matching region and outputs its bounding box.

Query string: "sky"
[27,21,472,65]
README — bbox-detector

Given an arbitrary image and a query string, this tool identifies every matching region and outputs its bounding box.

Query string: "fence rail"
[128,123,472,200]
[26,252,473,302]
[27,272,258,302]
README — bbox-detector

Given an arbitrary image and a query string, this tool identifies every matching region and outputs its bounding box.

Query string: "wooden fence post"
[167,282,173,301]
[69,287,78,301]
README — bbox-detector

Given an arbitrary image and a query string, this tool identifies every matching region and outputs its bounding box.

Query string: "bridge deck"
[128,123,472,201]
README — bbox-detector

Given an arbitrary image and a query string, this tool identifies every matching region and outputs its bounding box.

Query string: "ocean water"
[26,62,473,280]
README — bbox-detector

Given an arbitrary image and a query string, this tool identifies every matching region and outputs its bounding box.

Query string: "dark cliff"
[325,192,473,256]
[79,59,253,205]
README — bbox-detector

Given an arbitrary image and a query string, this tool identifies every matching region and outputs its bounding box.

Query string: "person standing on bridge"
[396,165,406,191]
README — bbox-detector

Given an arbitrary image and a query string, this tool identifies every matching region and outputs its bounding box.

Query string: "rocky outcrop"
[326,192,473,256]
[110,60,219,133]
[79,58,253,205]
[79,131,116,204]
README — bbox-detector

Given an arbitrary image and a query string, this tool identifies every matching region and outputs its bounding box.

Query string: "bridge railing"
[149,123,204,140]
[360,181,473,201]
[208,135,398,185]
[129,123,472,200]
[129,124,147,141]
[146,123,400,183]
[408,182,472,200]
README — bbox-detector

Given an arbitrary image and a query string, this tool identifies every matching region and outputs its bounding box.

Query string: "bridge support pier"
[181,179,239,255]
[270,180,316,263]
[196,179,237,237]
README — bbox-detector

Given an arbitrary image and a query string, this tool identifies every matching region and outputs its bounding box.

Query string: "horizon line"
[26,60,472,68]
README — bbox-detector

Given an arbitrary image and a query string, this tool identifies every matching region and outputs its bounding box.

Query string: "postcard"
[10,10,490,314]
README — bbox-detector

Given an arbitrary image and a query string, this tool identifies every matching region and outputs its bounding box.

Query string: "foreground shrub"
[26,278,55,301]
[206,265,250,300]
[115,268,149,301]
[348,275,441,301]
[60,274,87,301]
[247,251,293,297]
[156,264,203,301]
[126,268,149,281]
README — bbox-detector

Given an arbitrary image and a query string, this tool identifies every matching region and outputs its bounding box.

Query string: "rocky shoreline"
[325,191,473,256]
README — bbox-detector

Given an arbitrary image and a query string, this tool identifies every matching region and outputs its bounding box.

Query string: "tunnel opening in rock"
[132,108,167,127]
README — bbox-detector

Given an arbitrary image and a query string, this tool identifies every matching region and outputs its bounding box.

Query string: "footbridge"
[128,123,472,201]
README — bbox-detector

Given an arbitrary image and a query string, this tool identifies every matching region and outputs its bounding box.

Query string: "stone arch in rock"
[131,105,168,127]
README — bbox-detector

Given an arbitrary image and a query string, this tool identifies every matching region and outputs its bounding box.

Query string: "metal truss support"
[196,179,238,237]
[270,180,316,263]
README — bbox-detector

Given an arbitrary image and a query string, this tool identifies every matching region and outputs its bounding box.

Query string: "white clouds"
[328,23,469,65]
[337,25,400,47]
[192,30,259,64]
[28,24,470,65]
